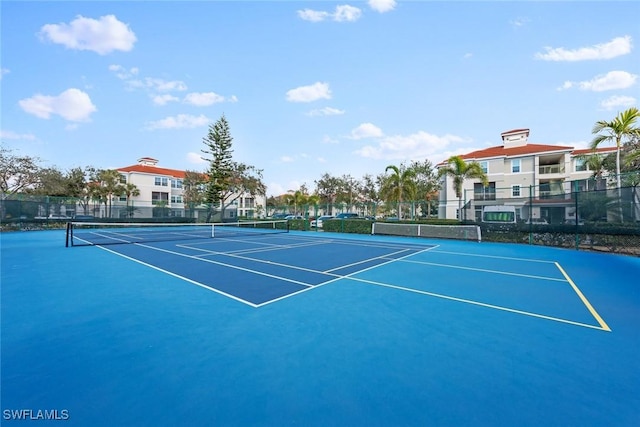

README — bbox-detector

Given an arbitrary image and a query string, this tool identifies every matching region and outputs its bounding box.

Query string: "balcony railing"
[474,193,496,201]
[539,164,565,175]
[538,191,569,200]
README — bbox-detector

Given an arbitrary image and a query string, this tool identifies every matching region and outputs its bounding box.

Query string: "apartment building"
[113,157,264,220]
[437,129,617,224]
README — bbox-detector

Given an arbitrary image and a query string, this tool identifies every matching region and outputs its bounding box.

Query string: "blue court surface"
[2,229,639,426]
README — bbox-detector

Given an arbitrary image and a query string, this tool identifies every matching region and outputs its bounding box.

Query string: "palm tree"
[591,107,640,220]
[577,152,608,190]
[123,182,140,218]
[437,155,488,221]
[381,165,416,220]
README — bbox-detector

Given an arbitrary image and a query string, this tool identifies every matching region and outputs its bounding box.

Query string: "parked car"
[335,213,359,219]
[565,219,585,226]
[310,215,334,228]
[271,213,289,219]
[525,218,548,225]
[34,214,71,220]
[284,215,303,220]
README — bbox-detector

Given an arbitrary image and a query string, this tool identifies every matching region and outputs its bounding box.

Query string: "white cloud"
[109,64,139,80]
[297,5,362,23]
[186,152,207,164]
[0,130,36,140]
[19,88,97,122]
[368,0,396,13]
[128,77,188,92]
[510,17,530,28]
[355,131,467,160]
[463,53,473,59]
[286,82,331,103]
[349,123,384,139]
[183,92,227,106]
[334,5,362,22]
[0,68,9,79]
[280,156,295,163]
[322,135,339,144]
[600,95,636,111]
[152,94,180,106]
[535,36,632,61]
[306,107,345,117]
[297,9,330,22]
[39,14,136,55]
[145,114,210,130]
[571,71,637,92]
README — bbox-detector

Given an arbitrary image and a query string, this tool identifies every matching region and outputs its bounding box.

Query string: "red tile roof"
[118,164,187,179]
[437,143,619,166]
[571,147,617,156]
[458,143,573,161]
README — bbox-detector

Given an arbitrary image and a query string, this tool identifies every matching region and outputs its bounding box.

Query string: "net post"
[65,222,71,247]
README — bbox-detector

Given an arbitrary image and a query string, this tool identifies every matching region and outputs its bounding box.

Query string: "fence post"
[528,185,533,244]
[574,182,579,250]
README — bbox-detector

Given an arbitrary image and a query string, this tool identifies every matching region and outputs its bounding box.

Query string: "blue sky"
[1,1,639,196]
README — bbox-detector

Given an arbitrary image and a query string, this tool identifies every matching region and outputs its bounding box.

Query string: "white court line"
[197,240,333,256]
[255,246,438,307]
[388,258,567,282]
[95,245,259,308]
[342,276,608,331]
[427,249,557,264]
[323,248,413,273]
[132,243,316,289]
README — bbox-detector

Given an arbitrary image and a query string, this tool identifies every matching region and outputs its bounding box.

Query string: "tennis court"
[2,223,639,426]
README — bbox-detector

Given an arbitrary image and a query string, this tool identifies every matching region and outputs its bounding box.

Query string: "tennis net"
[66,220,289,247]
[371,222,481,242]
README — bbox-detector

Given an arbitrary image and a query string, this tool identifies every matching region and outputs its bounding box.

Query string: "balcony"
[539,164,565,175]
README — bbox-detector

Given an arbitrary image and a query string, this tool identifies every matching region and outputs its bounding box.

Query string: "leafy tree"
[0,147,42,195]
[314,173,343,214]
[360,174,380,204]
[227,162,266,206]
[183,170,207,218]
[31,167,68,196]
[437,155,488,220]
[201,115,235,222]
[380,164,416,220]
[91,169,125,218]
[409,159,439,218]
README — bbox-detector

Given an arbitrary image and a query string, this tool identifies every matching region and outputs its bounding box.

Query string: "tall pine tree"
[201,115,234,222]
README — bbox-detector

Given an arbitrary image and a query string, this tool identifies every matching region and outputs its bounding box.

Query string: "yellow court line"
[555,262,611,332]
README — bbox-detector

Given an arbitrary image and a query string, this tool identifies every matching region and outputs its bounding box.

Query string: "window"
[511,159,521,173]
[575,158,587,172]
[171,195,183,204]
[172,179,183,189]
[119,174,127,184]
[512,185,521,197]
[479,161,488,174]
[154,177,168,186]
[474,182,496,200]
[152,192,169,205]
